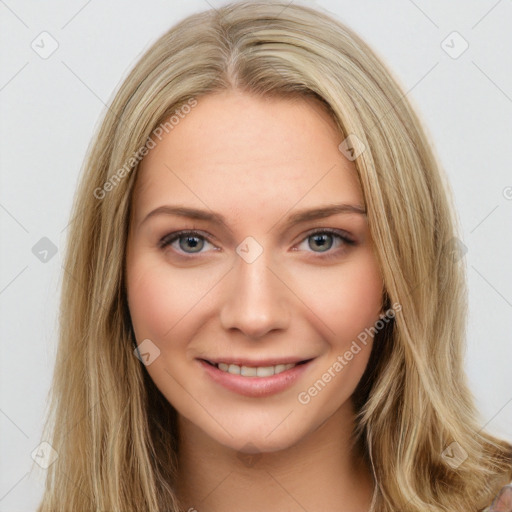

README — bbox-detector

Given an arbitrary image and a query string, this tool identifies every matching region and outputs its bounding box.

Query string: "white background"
[1,1,511,510]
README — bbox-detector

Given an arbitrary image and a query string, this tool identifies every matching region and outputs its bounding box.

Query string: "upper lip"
[199,357,314,367]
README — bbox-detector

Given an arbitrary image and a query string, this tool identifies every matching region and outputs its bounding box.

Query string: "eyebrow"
[139,203,366,233]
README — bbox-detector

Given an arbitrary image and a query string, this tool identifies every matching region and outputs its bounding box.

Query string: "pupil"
[180,236,203,252]
[310,234,332,252]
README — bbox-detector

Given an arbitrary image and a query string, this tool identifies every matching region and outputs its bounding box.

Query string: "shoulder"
[483,483,512,511]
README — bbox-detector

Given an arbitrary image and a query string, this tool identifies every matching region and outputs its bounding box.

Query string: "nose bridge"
[219,238,290,337]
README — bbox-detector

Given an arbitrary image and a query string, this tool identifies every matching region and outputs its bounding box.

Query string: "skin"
[126,89,384,512]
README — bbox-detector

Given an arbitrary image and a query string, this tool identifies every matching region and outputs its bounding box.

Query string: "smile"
[198,358,315,397]
[206,361,301,377]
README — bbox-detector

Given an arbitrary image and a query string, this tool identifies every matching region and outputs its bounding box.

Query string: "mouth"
[197,357,316,398]
[200,358,313,378]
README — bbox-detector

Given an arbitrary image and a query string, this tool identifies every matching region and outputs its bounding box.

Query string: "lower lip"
[197,359,314,398]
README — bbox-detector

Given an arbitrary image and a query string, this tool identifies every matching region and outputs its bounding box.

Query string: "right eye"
[159,230,217,255]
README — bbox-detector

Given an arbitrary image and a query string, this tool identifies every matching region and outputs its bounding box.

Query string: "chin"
[203,411,318,455]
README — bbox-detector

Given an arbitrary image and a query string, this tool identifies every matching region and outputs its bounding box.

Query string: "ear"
[381,289,391,315]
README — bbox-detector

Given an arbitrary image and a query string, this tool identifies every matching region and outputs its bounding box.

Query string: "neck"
[175,401,375,512]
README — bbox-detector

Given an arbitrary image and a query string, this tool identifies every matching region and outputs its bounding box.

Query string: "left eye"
[159,229,354,256]
[296,229,354,254]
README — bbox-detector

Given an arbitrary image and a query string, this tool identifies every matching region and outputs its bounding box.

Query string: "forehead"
[131,90,363,221]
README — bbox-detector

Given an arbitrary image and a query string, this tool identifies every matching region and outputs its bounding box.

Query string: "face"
[126,89,384,454]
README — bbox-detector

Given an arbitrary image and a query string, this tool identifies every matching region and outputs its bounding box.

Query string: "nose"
[219,248,291,339]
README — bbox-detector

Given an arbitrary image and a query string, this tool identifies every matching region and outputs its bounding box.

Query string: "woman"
[35,1,512,511]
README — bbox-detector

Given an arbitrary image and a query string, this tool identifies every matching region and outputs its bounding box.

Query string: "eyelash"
[158,228,356,260]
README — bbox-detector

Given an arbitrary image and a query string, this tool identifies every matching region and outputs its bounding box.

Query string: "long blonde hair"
[35,1,511,511]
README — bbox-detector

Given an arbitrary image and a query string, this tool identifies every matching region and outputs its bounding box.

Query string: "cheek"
[297,251,383,342]
[338,264,382,335]
[126,250,227,344]
[127,266,167,341]
[295,254,382,412]
[126,256,190,343]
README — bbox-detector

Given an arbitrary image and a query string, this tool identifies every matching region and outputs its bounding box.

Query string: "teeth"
[215,362,297,377]
[256,366,274,377]
[241,365,258,377]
